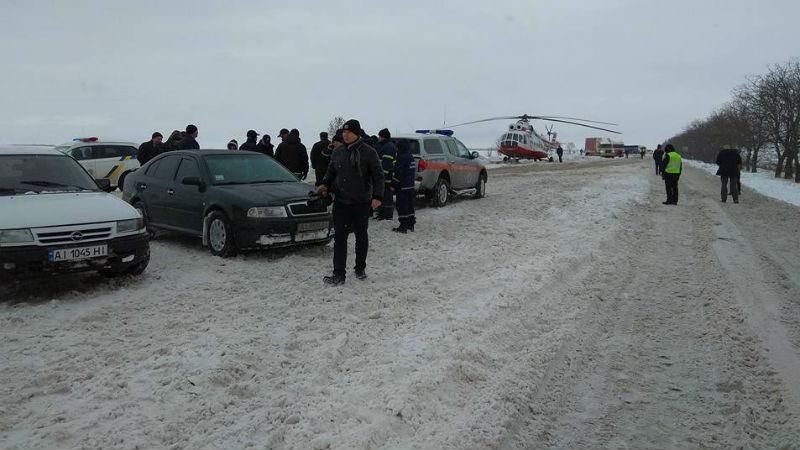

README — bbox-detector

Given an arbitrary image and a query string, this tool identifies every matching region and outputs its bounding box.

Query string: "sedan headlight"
[0,229,34,244]
[117,218,144,233]
[247,206,288,218]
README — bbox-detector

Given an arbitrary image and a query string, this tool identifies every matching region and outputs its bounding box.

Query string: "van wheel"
[473,173,487,199]
[207,211,237,257]
[117,171,131,191]
[431,177,450,207]
[133,201,157,240]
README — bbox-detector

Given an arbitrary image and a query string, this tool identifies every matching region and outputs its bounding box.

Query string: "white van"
[54,137,140,190]
[0,146,150,279]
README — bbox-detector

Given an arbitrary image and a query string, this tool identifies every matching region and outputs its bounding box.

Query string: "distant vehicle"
[391,130,487,208]
[122,150,331,257]
[0,146,150,280]
[54,137,140,190]
[585,137,625,158]
[446,114,620,162]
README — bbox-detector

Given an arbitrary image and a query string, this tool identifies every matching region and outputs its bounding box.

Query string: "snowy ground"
[2,159,800,449]
[685,159,800,207]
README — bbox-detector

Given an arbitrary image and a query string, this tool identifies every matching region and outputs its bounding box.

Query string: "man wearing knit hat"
[317,119,384,285]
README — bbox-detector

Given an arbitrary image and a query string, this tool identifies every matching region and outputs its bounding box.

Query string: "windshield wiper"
[20,180,92,191]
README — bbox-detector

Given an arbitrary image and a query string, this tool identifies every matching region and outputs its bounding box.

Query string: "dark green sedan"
[121,150,331,257]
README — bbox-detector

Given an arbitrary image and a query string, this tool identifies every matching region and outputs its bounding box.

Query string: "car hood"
[215,182,317,205]
[0,192,140,229]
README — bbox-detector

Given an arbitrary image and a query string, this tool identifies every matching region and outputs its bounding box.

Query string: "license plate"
[297,221,329,233]
[48,244,108,262]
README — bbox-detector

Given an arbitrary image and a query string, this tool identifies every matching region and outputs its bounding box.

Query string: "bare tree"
[328,116,345,136]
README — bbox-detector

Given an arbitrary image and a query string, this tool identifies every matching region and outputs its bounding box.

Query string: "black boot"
[392,226,408,234]
[323,274,345,285]
[354,269,367,280]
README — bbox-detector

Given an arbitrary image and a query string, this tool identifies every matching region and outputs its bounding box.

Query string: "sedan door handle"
[167,189,175,195]
[139,183,147,190]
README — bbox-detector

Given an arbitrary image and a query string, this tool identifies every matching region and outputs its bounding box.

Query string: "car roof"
[392,133,451,140]
[56,141,138,148]
[0,146,67,156]
[159,150,266,156]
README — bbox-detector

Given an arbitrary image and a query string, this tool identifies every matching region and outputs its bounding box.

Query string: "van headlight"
[117,218,144,233]
[0,229,34,244]
[247,206,288,218]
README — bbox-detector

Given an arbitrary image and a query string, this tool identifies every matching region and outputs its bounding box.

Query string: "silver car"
[391,131,487,207]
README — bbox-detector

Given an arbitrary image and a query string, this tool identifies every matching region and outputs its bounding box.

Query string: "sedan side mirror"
[95,178,114,192]
[470,151,480,160]
[182,176,206,191]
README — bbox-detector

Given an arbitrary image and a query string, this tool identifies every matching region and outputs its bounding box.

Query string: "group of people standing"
[652,143,743,205]
[136,119,416,286]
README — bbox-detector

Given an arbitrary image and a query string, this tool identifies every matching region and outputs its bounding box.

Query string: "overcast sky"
[1,0,798,149]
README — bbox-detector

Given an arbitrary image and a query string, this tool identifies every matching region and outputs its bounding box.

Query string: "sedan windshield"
[204,154,299,185]
[0,154,99,195]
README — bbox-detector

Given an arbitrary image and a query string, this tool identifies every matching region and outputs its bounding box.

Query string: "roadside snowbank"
[685,160,800,207]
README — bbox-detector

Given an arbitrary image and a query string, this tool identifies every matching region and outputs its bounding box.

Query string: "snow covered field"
[685,159,800,207]
[2,159,800,449]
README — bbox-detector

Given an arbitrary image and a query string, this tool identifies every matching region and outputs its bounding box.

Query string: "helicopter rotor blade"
[445,116,523,127]
[538,118,621,134]
[536,116,619,126]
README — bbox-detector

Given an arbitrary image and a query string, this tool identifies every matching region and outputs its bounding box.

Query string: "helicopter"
[446,114,620,162]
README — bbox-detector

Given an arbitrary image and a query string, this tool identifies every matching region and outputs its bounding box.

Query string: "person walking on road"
[137,132,163,165]
[556,146,564,163]
[716,147,743,203]
[310,132,332,185]
[177,124,200,150]
[662,143,682,205]
[392,139,417,233]
[653,144,664,176]
[374,128,397,220]
[239,130,259,152]
[317,119,384,285]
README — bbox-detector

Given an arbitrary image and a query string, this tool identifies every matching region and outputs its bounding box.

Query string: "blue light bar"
[415,129,454,137]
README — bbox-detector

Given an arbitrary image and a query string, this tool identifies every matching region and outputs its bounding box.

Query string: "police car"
[391,130,488,207]
[0,146,150,279]
[54,137,140,190]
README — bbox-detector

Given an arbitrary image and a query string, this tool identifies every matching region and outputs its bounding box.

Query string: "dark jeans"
[655,161,662,175]
[557,153,563,163]
[663,173,680,204]
[721,175,739,202]
[332,202,370,277]
[395,189,416,228]
[378,186,394,219]
[314,169,326,186]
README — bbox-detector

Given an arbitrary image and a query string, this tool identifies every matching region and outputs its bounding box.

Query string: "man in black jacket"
[177,124,200,150]
[137,132,163,165]
[275,129,309,179]
[317,119,384,285]
[310,132,331,185]
[255,135,274,157]
[374,128,397,220]
[239,130,259,152]
[392,139,417,233]
[716,147,743,203]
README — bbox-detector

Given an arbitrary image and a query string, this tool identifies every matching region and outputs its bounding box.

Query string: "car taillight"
[417,159,428,171]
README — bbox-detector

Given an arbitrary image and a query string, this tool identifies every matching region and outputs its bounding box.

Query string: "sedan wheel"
[206,211,237,257]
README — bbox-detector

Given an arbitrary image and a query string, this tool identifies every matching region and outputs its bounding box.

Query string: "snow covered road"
[2,160,799,449]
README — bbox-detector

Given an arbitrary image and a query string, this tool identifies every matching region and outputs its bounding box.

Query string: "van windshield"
[0,154,99,195]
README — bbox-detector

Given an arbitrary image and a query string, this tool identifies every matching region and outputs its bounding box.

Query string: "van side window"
[423,139,444,154]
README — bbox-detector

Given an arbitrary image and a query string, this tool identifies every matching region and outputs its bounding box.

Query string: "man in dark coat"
[317,119,384,285]
[274,129,309,179]
[255,135,274,157]
[177,124,200,150]
[716,147,743,203]
[556,146,564,163]
[392,139,417,233]
[137,132,163,165]
[653,144,664,175]
[310,132,331,185]
[239,130,259,152]
[374,128,397,220]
